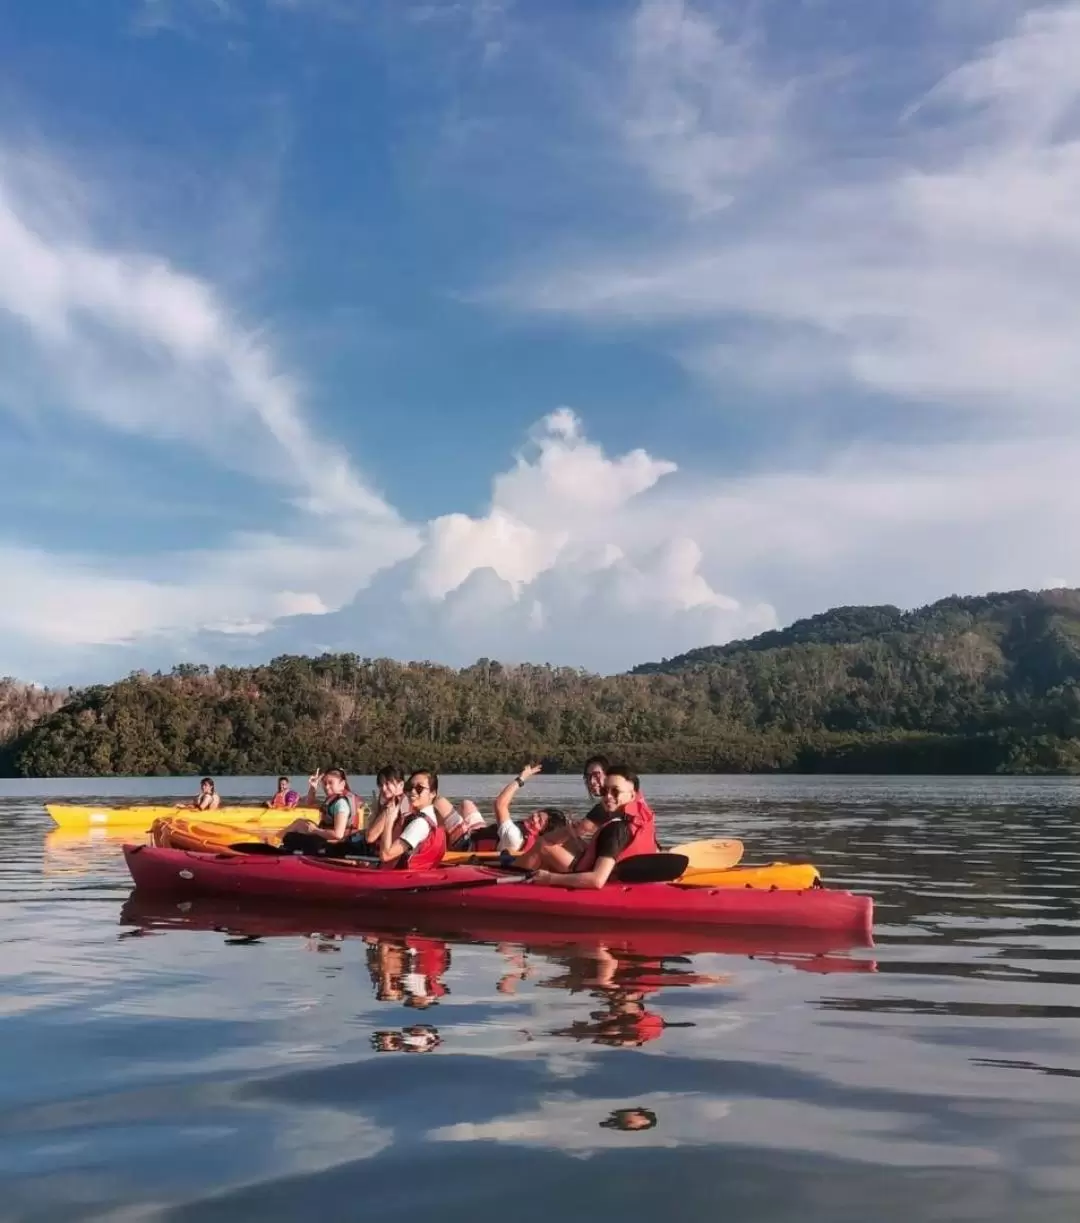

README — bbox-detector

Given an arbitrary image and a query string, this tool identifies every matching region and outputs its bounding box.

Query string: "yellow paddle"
[667,838,744,872]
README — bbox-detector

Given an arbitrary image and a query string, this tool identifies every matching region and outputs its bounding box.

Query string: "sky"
[1,0,1079,684]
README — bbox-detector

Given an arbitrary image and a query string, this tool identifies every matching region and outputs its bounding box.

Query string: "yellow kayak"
[442,850,819,891]
[46,802,312,832]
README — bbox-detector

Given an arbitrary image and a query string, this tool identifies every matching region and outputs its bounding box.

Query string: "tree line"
[5,587,1080,776]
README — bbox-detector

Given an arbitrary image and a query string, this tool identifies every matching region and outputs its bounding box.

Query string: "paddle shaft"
[405,853,688,894]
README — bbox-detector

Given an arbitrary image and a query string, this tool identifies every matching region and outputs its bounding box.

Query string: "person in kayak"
[530,765,658,890]
[376,769,447,870]
[583,755,608,802]
[175,777,221,812]
[365,764,484,853]
[265,776,292,808]
[281,767,365,844]
[467,762,569,854]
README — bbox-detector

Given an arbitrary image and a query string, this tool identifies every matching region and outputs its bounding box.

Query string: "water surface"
[2,774,1079,1221]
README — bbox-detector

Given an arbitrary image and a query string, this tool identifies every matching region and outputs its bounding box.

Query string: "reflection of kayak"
[152,821,820,891]
[122,844,873,935]
[43,827,134,877]
[46,803,310,831]
[119,894,876,969]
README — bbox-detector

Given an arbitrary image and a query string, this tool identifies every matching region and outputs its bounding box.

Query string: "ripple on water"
[1,777,1080,1222]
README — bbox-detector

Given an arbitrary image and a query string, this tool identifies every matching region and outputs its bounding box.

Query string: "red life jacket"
[573,797,659,873]
[385,807,447,871]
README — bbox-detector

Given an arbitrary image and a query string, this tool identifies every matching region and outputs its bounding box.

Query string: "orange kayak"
[149,817,819,891]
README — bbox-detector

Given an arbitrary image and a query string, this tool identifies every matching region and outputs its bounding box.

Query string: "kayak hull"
[46,803,309,831]
[122,845,873,936]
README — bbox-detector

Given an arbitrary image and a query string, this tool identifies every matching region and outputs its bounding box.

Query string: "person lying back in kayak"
[175,777,221,812]
[530,765,658,890]
[376,769,447,870]
[265,776,291,808]
[280,767,366,844]
[514,753,614,872]
[466,762,569,854]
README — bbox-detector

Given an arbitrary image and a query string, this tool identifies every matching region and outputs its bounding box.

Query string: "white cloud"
[6,2,1080,684]
[621,0,791,215]
[0,145,420,674]
[0,166,395,519]
[500,1,1080,423]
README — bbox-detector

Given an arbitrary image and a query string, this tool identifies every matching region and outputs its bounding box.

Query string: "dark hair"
[278,775,289,785]
[407,769,439,794]
[323,767,350,788]
[200,777,215,790]
[604,764,640,791]
[376,765,405,787]
[583,755,609,777]
[537,807,569,830]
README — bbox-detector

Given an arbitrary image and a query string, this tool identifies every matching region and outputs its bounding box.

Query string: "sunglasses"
[601,786,633,799]
[406,783,431,795]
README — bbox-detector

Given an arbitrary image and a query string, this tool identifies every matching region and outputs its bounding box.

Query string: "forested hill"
[6,587,1080,777]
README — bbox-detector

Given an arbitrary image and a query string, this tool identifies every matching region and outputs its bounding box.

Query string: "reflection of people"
[364,933,451,1007]
[372,1024,442,1053]
[553,988,669,1047]
[599,1107,658,1132]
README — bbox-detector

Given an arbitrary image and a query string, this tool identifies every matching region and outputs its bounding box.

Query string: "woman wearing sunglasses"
[376,769,447,870]
[530,765,658,890]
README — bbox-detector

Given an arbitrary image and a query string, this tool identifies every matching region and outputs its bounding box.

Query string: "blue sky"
[1,0,1079,684]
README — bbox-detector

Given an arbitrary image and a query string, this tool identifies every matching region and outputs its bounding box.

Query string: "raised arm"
[494,762,543,827]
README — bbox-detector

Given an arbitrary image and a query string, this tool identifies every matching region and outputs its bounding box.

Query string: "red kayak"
[122,844,874,936]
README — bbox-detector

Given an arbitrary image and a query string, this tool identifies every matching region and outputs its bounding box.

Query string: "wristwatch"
[515,774,527,787]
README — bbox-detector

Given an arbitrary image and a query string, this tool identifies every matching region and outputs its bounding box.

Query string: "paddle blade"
[669,839,744,871]
[613,853,689,884]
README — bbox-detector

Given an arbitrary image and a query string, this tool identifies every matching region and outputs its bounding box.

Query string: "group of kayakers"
[181,756,658,887]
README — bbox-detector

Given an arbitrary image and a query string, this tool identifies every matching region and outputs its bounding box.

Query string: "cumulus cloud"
[219,409,776,674]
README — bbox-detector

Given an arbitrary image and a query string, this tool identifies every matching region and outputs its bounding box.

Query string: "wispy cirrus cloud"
[499,0,1080,425]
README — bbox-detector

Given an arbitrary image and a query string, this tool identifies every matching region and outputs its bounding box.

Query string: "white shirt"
[399,805,436,850]
[496,820,525,853]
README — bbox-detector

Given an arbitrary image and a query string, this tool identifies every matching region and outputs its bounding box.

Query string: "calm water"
[2,774,1080,1222]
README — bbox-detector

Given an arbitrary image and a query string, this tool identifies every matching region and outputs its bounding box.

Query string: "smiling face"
[324,773,347,798]
[600,772,637,815]
[523,810,550,836]
[200,780,213,795]
[378,775,404,803]
[584,763,606,798]
[405,773,435,806]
